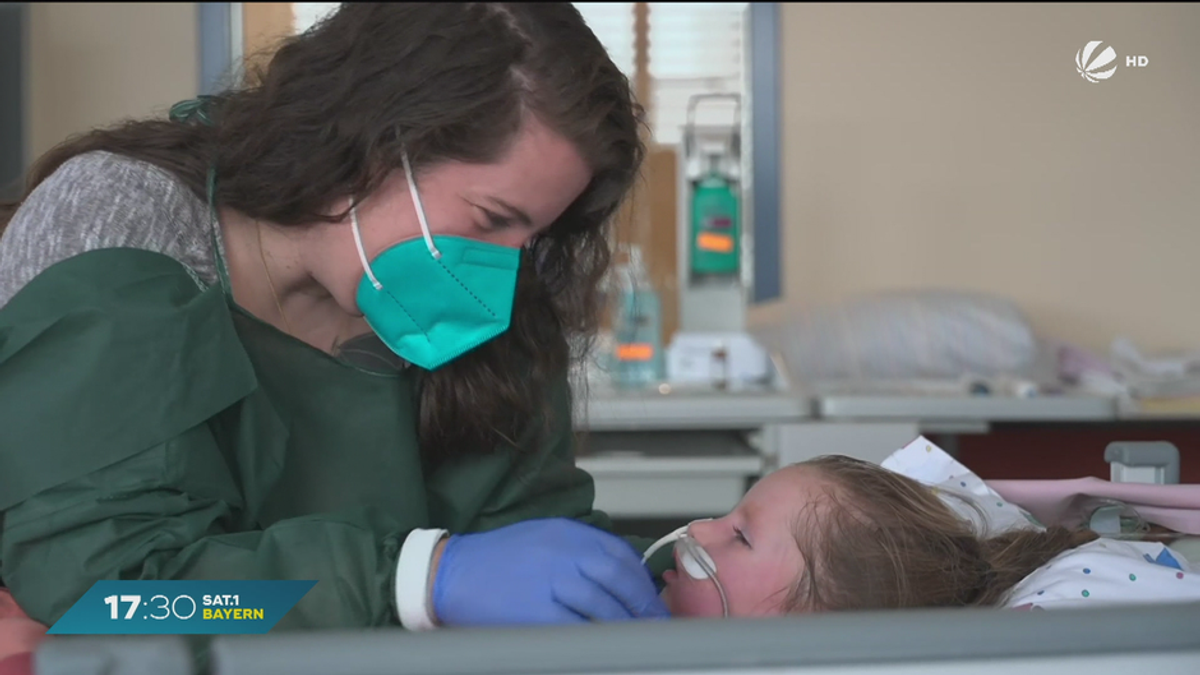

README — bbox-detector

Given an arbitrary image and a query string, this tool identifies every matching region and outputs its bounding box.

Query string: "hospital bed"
[13,443,1199,675]
[29,601,1200,675]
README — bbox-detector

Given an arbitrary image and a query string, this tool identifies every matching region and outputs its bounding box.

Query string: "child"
[659,455,1100,618]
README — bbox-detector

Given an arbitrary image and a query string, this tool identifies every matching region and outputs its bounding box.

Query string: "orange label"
[616,343,655,362]
[697,232,735,253]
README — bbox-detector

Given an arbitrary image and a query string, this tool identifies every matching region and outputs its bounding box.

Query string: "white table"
[574,383,812,518]
[574,379,1129,519]
[775,384,1120,466]
[816,391,1117,424]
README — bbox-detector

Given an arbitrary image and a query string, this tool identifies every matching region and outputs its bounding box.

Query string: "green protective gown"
[0,245,674,635]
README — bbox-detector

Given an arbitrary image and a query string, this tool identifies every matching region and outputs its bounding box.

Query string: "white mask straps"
[399,151,440,260]
[350,149,442,292]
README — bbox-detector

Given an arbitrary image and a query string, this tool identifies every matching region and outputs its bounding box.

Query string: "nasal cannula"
[643,520,729,617]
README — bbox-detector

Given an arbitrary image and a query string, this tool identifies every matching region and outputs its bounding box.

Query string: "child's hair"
[786,455,1099,611]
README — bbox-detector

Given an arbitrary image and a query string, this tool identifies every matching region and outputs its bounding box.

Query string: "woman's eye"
[481,209,513,231]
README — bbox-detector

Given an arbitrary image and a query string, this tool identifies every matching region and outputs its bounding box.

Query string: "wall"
[755,2,1200,357]
[26,2,198,162]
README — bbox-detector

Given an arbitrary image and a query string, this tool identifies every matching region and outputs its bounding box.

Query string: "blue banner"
[46,580,316,635]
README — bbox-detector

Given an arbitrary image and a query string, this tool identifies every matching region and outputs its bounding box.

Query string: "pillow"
[880,436,1200,609]
[880,436,1044,536]
[750,290,1039,382]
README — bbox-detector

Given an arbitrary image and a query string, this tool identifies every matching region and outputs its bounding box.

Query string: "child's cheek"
[664,578,727,618]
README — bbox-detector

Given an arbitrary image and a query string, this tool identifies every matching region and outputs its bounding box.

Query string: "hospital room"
[0,2,1198,674]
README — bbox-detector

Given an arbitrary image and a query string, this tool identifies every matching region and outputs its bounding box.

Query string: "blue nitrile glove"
[431,517,671,626]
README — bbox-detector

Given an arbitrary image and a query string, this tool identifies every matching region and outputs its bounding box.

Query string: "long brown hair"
[788,456,1098,611]
[0,3,644,460]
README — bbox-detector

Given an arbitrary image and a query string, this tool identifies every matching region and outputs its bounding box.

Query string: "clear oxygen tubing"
[642,520,729,617]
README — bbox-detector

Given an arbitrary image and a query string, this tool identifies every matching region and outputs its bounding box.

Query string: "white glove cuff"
[395,528,448,631]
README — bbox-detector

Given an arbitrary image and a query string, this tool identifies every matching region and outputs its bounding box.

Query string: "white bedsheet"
[881,436,1200,609]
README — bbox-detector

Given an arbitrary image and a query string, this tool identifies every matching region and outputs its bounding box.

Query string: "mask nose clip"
[642,520,729,617]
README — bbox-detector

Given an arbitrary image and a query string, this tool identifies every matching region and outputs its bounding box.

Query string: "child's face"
[661,465,824,618]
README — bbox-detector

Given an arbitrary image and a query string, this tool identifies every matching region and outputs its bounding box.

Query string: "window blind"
[293,2,340,34]
[572,3,638,79]
[294,3,747,146]
[293,3,640,76]
[575,2,747,146]
[647,2,747,146]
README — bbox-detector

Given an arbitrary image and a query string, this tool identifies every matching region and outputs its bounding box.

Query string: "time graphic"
[48,580,316,635]
[103,592,263,622]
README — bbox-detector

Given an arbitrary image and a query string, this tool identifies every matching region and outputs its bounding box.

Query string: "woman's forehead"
[430,118,591,228]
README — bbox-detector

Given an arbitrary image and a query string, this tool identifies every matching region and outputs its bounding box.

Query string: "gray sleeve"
[0,151,217,308]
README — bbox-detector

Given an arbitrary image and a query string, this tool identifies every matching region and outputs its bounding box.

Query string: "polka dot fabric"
[881,436,1200,610]
[1004,538,1200,610]
[881,436,1042,536]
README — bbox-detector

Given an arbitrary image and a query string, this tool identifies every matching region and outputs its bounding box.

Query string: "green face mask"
[352,152,521,371]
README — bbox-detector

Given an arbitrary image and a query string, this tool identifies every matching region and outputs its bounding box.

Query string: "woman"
[0,2,670,639]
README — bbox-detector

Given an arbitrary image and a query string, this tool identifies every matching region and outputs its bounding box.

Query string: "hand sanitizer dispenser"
[689,151,742,278]
[677,93,748,335]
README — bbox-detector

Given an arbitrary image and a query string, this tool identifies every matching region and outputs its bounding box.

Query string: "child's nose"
[686,518,721,547]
